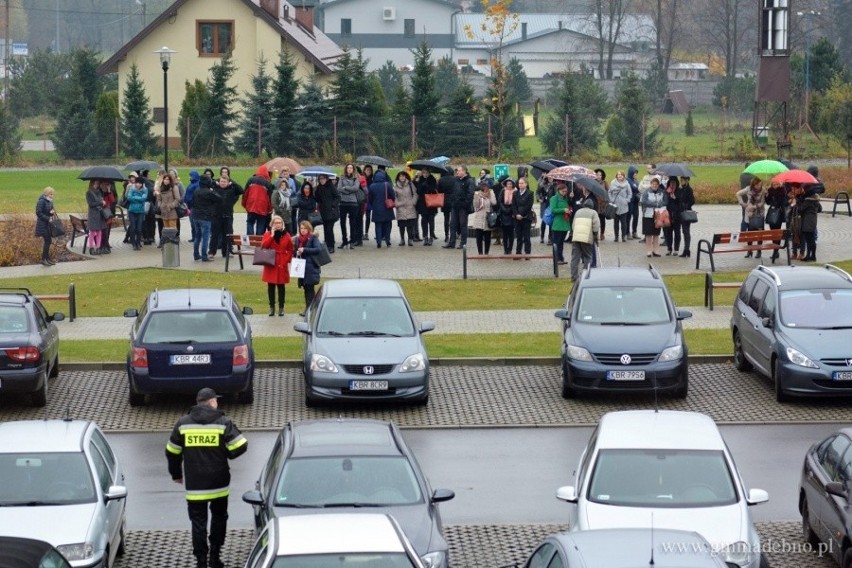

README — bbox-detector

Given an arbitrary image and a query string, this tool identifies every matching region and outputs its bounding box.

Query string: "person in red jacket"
[242,165,273,235]
[260,215,294,316]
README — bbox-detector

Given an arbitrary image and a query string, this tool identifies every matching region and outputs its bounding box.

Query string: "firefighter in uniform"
[166,388,248,568]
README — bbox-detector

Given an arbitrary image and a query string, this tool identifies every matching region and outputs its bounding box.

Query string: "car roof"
[273,514,407,556]
[580,267,665,288]
[0,420,90,453]
[321,279,405,298]
[0,295,28,306]
[287,419,402,458]
[755,265,852,290]
[147,288,233,310]
[596,411,725,451]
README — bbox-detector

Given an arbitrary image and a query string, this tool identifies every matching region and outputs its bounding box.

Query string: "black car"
[0,536,73,568]
[123,288,254,406]
[0,288,64,407]
[731,264,852,402]
[799,427,852,568]
[242,419,455,568]
[554,266,691,399]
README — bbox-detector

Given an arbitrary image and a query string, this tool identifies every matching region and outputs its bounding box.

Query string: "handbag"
[654,208,671,229]
[308,211,323,227]
[49,215,66,238]
[316,242,332,266]
[486,211,499,228]
[100,208,114,221]
[424,192,444,208]
[252,247,277,267]
[748,214,765,230]
[542,207,553,226]
[680,210,698,224]
[289,257,307,278]
[384,183,394,210]
[604,203,617,220]
[176,202,189,218]
[765,206,782,227]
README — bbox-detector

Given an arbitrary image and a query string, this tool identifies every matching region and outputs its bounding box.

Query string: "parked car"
[553,266,691,399]
[244,514,425,568]
[293,279,434,406]
[0,288,64,407]
[0,420,127,568]
[511,528,728,568]
[0,536,73,568]
[123,288,255,406]
[799,426,852,568]
[556,410,769,568]
[731,264,852,402]
[242,419,454,568]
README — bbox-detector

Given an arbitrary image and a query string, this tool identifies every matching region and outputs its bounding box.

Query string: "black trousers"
[142,211,156,242]
[303,283,316,309]
[187,497,228,561]
[322,219,336,250]
[421,211,436,239]
[41,234,52,261]
[267,283,285,308]
[501,225,515,254]
[663,219,682,252]
[339,204,360,245]
[514,218,532,254]
[398,219,416,242]
[681,220,693,253]
[209,216,234,255]
[442,208,451,240]
[448,209,469,246]
[475,229,492,254]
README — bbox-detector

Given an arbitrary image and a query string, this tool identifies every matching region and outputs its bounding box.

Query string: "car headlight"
[400,353,426,372]
[421,551,447,568]
[721,541,755,566]
[786,347,818,368]
[309,354,338,373]
[659,344,683,361]
[56,542,95,561]
[567,344,593,361]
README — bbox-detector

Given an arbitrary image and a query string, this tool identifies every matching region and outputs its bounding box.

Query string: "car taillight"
[233,345,249,367]
[131,347,148,368]
[5,347,40,362]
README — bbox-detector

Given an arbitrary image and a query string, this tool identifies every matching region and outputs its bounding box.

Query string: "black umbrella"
[125,160,160,172]
[78,165,126,181]
[654,163,696,178]
[356,155,393,168]
[569,175,609,203]
[530,159,569,180]
[409,159,452,175]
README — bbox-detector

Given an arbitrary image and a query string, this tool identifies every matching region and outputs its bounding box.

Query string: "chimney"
[294,0,316,30]
[283,5,290,21]
[521,22,527,40]
[260,0,280,20]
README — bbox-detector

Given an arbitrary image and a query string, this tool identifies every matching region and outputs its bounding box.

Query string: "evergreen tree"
[434,56,461,105]
[177,79,213,158]
[377,60,403,106]
[204,51,238,155]
[605,72,660,156]
[541,69,609,157]
[409,42,440,154]
[52,94,95,159]
[441,80,487,157]
[235,55,275,157]
[8,49,72,118]
[329,46,372,157]
[363,74,391,154]
[121,63,158,158]
[641,61,668,111]
[291,81,331,158]
[506,57,532,104]
[486,60,523,156]
[84,91,119,159]
[387,81,411,156]
[0,101,22,162]
[70,48,105,111]
[270,50,300,156]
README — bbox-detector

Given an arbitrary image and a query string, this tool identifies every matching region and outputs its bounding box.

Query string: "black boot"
[195,554,208,568]
[209,546,224,568]
[278,306,285,317]
[755,251,762,259]
[268,305,275,317]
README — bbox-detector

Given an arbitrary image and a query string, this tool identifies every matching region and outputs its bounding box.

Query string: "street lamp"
[154,46,176,172]
[796,10,820,130]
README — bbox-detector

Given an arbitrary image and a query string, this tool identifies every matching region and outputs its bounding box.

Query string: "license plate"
[833,372,852,381]
[170,354,211,365]
[606,370,646,381]
[349,380,389,391]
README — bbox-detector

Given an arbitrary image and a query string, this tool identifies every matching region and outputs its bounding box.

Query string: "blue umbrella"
[430,156,450,165]
[297,166,337,178]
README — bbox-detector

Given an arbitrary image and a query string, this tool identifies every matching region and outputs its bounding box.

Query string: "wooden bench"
[462,245,559,279]
[224,234,264,272]
[112,205,128,230]
[819,192,851,217]
[696,229,790,272]
[703,272,741,311]
[36,283,77,322]
[68,215,89,251]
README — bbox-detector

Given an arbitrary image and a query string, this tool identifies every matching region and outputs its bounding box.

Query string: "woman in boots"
[260,215,293,316]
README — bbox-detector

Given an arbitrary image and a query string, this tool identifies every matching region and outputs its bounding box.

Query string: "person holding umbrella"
[640,176,666,257]
[414,168,438,246]
[678,177,696,258]
[126,175,149,251]
[85,180,109,255]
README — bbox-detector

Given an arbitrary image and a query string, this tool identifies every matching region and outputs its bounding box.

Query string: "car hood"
[570,322,677,352]
[0,503,96,547]
[779,327,852,359]
[581,501,747,549]
[315,337,424,364]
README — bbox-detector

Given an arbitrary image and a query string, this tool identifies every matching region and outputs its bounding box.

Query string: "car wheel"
[801,497,819,546]
[673,367,689,399]
[128,378,146,407]
[31,371,48,407]
[236,380,254,404]
[733,330,753,372]
[773,358,791,403]
[561,360,577,399]
[304,393,317,408]
[413,392,429,406]
[49,355,59,378]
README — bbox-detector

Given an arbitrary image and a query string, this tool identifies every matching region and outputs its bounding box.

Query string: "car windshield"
[587,449,737,508]
[275,457,423,507]
[576,287,671,324]
[271,553,416,567]
[779,289,852,329]
[0,452,96,505]
[316,298,415,337]
[141,311,238,343]
[0,306,29,333]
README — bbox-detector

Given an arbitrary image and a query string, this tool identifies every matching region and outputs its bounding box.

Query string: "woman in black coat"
[34,186,57,266]
[414,170,438,246]
[295,181,318,225]
[293,220,323,316]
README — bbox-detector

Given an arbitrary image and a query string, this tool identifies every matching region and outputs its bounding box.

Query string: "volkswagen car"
[554,266,691,399]
[294,279,434,406]
[0,420,127,568]
[124,288,255,406]
[0,536,72,568]
[731,264,852,402]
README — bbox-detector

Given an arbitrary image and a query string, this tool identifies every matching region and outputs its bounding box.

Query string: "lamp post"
[154,46,175,173]
[796,10,820,130]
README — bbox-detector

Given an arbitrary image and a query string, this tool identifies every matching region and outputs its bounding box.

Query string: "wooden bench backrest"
[713,229,786,245]
[229,234,264,248]
[69,215,86,231]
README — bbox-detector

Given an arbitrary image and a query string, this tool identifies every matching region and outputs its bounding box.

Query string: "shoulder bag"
[424,192,444,208]
[49,215,66,237]
[542,207,554,226]
[252,247,277,266]
[384,183,394,210]
[680,209,698,224]
[487,211,499,228]
[603,203,618,220]
[316,241,332,266]
[765,206,782,227]
[748,214,765,230]
[100,207,114,221]
[307,211,323,227]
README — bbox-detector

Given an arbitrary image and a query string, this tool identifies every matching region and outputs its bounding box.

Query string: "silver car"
[0,420,127,568]
[556,410,769,568]
[294,279,434,406]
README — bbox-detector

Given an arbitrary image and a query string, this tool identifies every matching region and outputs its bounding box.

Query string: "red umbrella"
[772,170,818,185]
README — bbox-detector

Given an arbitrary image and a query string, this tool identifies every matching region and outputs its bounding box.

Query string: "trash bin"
[161,228,180,268]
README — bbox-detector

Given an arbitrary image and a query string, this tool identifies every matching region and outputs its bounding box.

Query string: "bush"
[0,217,86,267]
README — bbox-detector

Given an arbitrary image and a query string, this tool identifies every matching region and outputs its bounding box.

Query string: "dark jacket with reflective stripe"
[166,405,247,500]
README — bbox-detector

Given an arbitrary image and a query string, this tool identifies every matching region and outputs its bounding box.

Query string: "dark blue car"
[123,288,254,406]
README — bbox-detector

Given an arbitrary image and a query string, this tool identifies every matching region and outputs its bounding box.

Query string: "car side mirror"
[554,308,571,322]
[431,488,455,503]
[242,307,254,315]
[556,485,578,503]
[124,309,139,318]
[746,488,769,505]
[760,316,773,328]
[677,309,693,320]
[104,485,128,503]
[293,322,310,334]
[50,312,65,322]
[242,490,264,506]
[420,321,435,333]
[826,481,850,502]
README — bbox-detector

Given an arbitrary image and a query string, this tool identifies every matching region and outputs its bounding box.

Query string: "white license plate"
[833,372,852,381]
[349,380,389,391]
[170,354,211,365]
[606,370,646,381]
